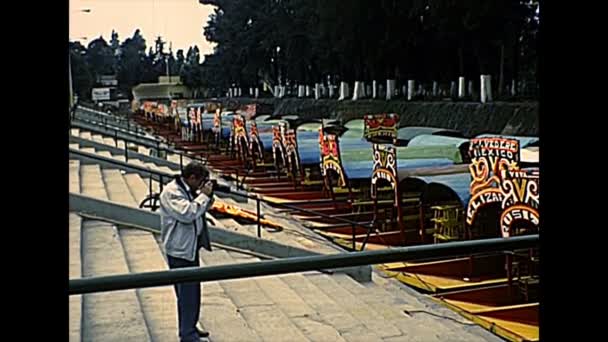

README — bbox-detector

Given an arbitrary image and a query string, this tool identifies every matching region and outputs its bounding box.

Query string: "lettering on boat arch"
[466,138,520,226]
[499,169,539,237]
[232,114,248,159]
[283,128,300,174]
[272,124,286,170]
[371,144,398,200]
[364,113,399,143]
[320,131,347,188]
[248,121,264,163]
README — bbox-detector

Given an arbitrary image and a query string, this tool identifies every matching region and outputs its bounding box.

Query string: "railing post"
[179,154,183,172]
[160,175,164,193]
[114,130,118,148]
[352,223,356,251]
[257,196,261,238]
[124,142,128,162]
[149,174,153,199]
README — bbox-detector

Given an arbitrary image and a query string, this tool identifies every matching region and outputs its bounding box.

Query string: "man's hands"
[199,180,214,197]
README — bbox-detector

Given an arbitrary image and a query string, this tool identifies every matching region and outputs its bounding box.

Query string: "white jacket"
[159,177,214,261]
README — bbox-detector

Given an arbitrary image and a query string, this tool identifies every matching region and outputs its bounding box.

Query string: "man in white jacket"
[159,162,214,342]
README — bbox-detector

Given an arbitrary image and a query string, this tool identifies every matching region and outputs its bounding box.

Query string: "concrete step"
[228,252,348,342]
[123,173,150,205]
[69,160,80,193]
[80,131,92,140]
[102,169,139,207]
[92,134,105,144]
[331,273,468,341]
[69,213,82,342]
[71,128,80,136]
[140,160,174,174]
[70,143,80,150]
[138,146,151,155]
[280,274,386,342]
[119,228,178,342]
[305,273,403,339]
[200,250,309,342]
[80,164,108,199]
[157,165,177,174]
[103,137,116,146]
[143,162,163,173]
[167,154,191,165]
[129,159,149,169]
[80,147,97,155]
[111,154,127,162]
[97,150,114,159]
[81,219,151,341]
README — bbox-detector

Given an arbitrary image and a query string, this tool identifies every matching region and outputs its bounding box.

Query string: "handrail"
[69,148,174,200]
[77,106,131,124]
[70,120,209,170]
[74,110,140,135]
[68,234,539,295]
[71,116,241,179]
[71,117,158,144]
[71,144,371,250]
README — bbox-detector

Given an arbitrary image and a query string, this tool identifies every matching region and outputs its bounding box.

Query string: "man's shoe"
[196,328,210,338]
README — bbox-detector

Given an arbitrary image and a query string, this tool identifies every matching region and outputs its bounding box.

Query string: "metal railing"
[69,147,174,201]
[72,114,247,185]
[214,189,375,251]
[70,141,373,251]
[69,234,538,295]
[71,116,156,143]
[76,106,132,127]
[70,120,208,169]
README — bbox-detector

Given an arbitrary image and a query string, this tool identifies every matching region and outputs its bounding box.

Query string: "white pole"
[352,81,360,100]
[458,77,465,98]
[480,75,487,103]
[372,80,378,99]
[407,80,415,101]
[432,81,438,97]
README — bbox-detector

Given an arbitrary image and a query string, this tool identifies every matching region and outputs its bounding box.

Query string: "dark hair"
[182,162,209,179]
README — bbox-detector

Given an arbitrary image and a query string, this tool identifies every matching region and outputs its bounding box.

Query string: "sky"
[69,0,216,56]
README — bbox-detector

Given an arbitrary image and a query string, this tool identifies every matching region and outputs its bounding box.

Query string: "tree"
[116,29,150,99]
[86,36,114,81]
[70,41,94,100]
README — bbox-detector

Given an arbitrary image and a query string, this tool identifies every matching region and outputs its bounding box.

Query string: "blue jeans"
[167,253,201,342]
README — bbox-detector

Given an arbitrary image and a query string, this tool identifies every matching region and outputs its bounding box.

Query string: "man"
[159,162,214,342]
